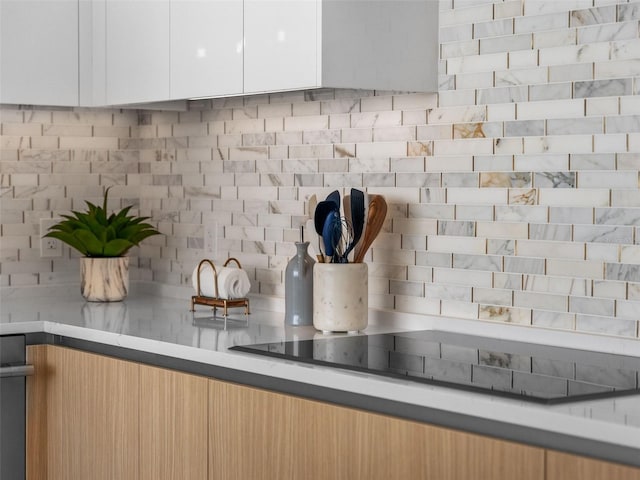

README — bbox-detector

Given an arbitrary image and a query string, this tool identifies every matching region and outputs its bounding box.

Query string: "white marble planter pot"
[80,257,129,302]
[313,262,368,333]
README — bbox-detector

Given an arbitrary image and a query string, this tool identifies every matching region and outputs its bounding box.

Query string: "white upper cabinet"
[0,0,79,106]
[243,0,318,95]
[170,0,243,99]
[243,0,439,95]
[0,0,437,107]
[321,1,439,92]
[105,0,171,105]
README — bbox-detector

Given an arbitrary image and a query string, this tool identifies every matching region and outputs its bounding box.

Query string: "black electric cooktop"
[231,330,640,404]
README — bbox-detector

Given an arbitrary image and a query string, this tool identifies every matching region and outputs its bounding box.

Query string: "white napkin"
[192,263,251,299]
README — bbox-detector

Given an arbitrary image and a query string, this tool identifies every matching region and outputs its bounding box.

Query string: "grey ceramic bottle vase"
[284,241,315,326]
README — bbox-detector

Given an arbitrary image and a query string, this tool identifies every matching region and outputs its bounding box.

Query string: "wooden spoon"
[353,195,387,263]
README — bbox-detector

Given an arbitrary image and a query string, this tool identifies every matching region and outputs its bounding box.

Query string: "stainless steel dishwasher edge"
[0,335,35,480]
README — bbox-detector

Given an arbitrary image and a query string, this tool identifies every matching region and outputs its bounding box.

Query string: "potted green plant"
[44,187,161,302]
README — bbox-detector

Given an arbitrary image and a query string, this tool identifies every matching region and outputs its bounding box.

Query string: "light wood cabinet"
[209,380,545,480]
[26,345,209,480]
[26,345,640,480]
[546,451,640,480]
[26,345,139,480]
[139,364,209,480]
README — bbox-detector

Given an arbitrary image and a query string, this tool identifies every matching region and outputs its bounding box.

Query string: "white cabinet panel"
[170,0,243,99]
[106,0,170,105]
[0,0,79,106]
[244,0,318,94]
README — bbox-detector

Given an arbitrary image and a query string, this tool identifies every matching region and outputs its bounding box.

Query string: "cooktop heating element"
[231,330,640,404]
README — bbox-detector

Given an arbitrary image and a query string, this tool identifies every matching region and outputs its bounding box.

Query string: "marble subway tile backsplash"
[2,0,640,340]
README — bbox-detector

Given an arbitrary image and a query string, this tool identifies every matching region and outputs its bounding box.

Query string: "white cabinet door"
[106,0,170,105]
[243,0,318,94]
[170,0,243,99]
[0,0,79,106]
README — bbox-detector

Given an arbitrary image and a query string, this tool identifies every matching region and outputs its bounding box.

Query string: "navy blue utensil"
[322,210,342,262]
[314,200,335,236]
[326,190,341,209]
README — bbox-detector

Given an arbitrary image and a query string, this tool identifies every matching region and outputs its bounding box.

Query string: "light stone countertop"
[1,285,639,467]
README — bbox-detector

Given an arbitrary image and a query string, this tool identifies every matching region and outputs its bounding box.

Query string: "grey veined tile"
[574,78,632,98]
[596,208,640,226]
[534,172,576,188]
[574,225,634,244]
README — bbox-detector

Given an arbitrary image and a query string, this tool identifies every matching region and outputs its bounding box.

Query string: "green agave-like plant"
[44,187,161,257]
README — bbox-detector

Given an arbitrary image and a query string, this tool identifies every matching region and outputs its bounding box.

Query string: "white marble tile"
[433,267,492,288]
[426,155,472,172]
[440,40,480,59]
[523,274,589,296]
[546,117,602,135]
[575,314,637,337]
[549,206,593,225]
[498,202,548,223]
[529,223,572,241]
[586,243,619,263]
[433,138,494,155]
[473,287,512,306]
[592,280,626,300]
[534,172,576,188]
[428,105,486,125]
[539,188,610,207]
[440,89,477,107]
[517,99,585,120]
[529,131,586,154]
[577,21,638,44]
[410,204,455,220]
[447,187,508,205]
[605,263,640,282]
[533,29,577,49]
[425,283,471,302]
[440,24,474,43]
[441,299,479,319]
[440,3,493,26]
[570,5,616,26]
[475,18,514,39]
[595,59,640,80]
[504,257,545,275]
[477,221,528,239]
[532,310,575,330]
[456,72,494,90]
[394,295,440,316]
[453,253,502,272]
[442,172,479,187]
[518,239,584,259]
[525,0,591,16]
[514,12,570,34]
[479,305,531,324]
[514,291,568,312]
[455,205,494,221]
[428,236,486,255]
[530,83,573,102]
[620,245,640,265]
[570,296,615,316]
[548,63,594,82]
[493,272,523,290]
[570,153,615,170]
[416,251,452,268]
[446,52,508,75]
[580,171,637,189]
